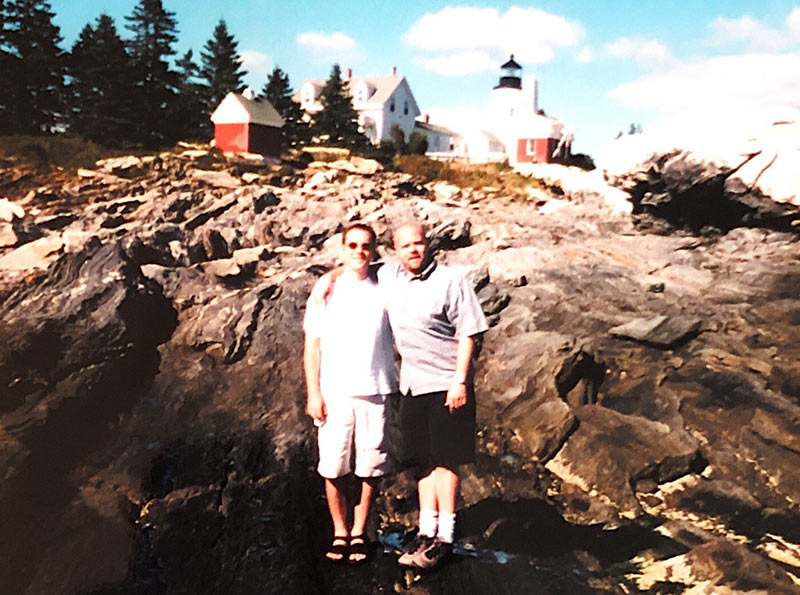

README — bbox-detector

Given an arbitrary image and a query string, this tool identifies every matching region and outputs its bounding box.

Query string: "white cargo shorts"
[316,393,390,479]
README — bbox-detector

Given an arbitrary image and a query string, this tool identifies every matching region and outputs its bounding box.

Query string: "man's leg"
[417,468,439,537]
[349,477,377,563]
[433,467,458,543]
[351,477,376,538]
[324,477,349,561]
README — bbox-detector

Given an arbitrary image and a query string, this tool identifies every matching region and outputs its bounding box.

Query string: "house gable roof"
[294,74,420,116]
[210,92,284,127]
[414,120,460,137]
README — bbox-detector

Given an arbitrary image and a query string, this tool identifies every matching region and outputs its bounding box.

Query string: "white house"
[295,68,421,145]
[413,118,463,159]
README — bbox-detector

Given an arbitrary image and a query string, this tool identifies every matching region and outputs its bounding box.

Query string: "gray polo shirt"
[378,259,488,395]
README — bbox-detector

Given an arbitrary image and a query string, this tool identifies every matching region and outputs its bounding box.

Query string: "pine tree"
[175,49,210,140]
[0,0,64,134]
[200,19,245,111]
[124,0,180,147]
[313,63,364,148]
[260,65,308,149]
[67,14,135,145]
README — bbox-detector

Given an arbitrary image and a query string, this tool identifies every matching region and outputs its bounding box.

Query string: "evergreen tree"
[0,0,64,134]
[124,0,180,147]
[260,65,308,149]
[175,49,210,140]
[313,63,364,147]
[67,14,135,145]
[200,19,245,110]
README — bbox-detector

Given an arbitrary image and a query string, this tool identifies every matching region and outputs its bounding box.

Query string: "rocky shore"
[1,123,799,594]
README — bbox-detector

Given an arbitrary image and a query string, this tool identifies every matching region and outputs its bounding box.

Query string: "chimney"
[392,66,397,76]
[424,114,430,123]
[344,68,352,81]
[242,87,255,100]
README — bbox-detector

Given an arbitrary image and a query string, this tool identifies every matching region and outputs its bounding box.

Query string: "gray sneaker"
[404,537,452,569]
[397,534,435,567]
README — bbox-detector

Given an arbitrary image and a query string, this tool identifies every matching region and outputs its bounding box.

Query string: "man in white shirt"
[303,223,397,564]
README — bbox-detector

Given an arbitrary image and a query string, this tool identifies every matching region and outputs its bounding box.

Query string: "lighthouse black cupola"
[495,54,522,90]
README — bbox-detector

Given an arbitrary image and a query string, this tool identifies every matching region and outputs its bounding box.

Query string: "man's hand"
[310,268,342,304]
[306,390,327,424]
[445,382,467,412]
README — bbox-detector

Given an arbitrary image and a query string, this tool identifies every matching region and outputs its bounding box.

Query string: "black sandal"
[326,536,349,563]
[348,535,370,565]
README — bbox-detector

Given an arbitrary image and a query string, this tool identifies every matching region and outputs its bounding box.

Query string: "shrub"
[0,135,120,171]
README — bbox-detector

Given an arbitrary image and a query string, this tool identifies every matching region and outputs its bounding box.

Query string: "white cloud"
[787,8,800,36]
[608,53,800,115]
[575,47,594,63]
[709,11,800,51]
[239,50,271,76]
[404,6,582,75]
[416,51,499,76]
[605,37,674,69]
[296,31,362,64]
[709,15,785,50]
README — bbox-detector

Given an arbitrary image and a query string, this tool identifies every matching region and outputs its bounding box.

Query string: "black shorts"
[399,387,476,470]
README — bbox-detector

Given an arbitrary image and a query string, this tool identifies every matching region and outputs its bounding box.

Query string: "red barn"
[210,88,284,156]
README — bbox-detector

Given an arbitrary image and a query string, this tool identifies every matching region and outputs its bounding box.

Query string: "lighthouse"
[489,55,538,122]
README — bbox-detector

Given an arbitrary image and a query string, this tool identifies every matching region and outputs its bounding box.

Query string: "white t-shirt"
[304,274,398,401]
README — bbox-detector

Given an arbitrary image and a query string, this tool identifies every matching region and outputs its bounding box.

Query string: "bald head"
[393,222,426,246]
[393,222,429,274]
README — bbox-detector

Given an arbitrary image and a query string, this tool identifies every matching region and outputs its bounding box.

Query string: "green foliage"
[389,124,406,153]
[200,19,245,110]
[67,14,137,147]
[124,0,181,148]
[0,0,65,134]
[406,131,429,155]
[174,49,211,141]
[0,134,119,170]
[312,63,366,149]
[260,65,309,149]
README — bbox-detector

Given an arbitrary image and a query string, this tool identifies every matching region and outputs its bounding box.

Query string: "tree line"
[0,0,388,152]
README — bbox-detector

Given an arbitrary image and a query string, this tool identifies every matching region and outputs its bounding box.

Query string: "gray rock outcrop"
[1,144,799,594]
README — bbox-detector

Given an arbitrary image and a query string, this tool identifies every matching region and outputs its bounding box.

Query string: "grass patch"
[0,135,121,172]
[392,154,544,198]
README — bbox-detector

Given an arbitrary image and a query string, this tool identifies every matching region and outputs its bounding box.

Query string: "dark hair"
[342,223,377,250]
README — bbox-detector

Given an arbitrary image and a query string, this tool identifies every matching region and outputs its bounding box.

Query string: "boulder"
[609,315,701,348]
[0,197,25,221]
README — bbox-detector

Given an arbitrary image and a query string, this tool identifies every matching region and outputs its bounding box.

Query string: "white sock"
[419,509,438,538]
[437,512,456,543]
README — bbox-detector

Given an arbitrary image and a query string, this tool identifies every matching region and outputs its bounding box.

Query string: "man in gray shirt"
[387,222,488,569]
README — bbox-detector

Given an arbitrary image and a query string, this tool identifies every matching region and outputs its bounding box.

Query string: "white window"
[403,101,408,115]
[389,100,395,112]
[527,139,536,154]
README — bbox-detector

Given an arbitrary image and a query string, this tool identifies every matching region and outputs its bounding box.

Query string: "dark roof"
[236,94,284,127]
[500,55,522,70]
[414,120,459,136]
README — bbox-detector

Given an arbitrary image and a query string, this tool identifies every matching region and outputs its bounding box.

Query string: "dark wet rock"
[609,314,702,348]
[504,398,577,462]
[0,241,177,594]
[201,227,230,260]
[545,405,702,522]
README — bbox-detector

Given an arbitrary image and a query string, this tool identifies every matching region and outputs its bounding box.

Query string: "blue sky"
[49,1,800,156]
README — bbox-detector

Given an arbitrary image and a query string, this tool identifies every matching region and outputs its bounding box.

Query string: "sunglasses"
[346,242,373,251]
